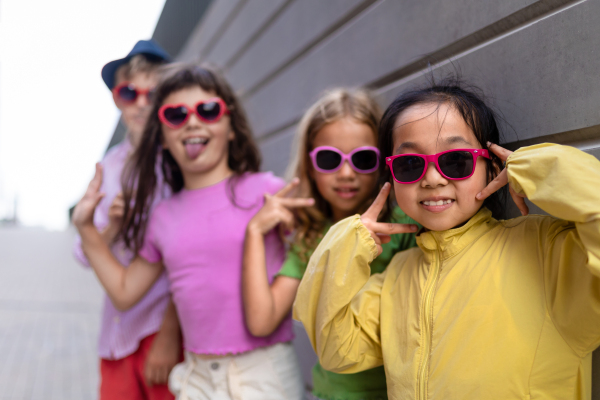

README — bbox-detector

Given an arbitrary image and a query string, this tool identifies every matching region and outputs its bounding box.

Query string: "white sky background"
[0,0,166,230]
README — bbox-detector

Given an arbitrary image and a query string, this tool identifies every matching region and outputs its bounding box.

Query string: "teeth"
[184,137,208,144]
[423,199,453,206]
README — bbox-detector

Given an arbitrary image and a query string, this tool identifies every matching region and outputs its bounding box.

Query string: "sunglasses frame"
[385,148,490,184]
[158,98,229,129]
[112,82,155,104]
[309,146,380,174]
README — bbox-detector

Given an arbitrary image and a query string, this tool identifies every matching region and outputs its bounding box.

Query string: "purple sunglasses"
[309,146,380,174]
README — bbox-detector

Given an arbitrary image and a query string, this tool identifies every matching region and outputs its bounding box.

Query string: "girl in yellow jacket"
[293,80,600,400]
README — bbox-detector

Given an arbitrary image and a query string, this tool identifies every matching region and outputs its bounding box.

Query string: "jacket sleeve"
[293,215,385,373]
[506,143,600,355]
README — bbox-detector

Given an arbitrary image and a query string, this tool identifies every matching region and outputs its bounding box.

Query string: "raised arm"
[479,143,600,355]
[293,184,418,373]
[73,164,164,310]
[243,179,313,337]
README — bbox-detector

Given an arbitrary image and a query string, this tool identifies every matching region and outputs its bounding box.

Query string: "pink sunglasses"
[309,146,380,174]
[158,98,229,128]
[112,82,155,104]
[385,148,490,183]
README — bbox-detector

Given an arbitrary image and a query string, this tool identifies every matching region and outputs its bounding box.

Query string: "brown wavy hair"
[286,88,382,260]
[120,63,261,253]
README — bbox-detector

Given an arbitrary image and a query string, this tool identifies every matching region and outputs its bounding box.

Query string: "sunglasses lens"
[163,106,189,126]
[315,150,342,171]
[197,101,222,121]
[392,156,425,182]
[117,86,137,102]
[351,150,378,172]
[438,151,473,179]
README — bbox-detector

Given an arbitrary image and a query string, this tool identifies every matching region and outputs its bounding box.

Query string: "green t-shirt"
[279,207,418,400]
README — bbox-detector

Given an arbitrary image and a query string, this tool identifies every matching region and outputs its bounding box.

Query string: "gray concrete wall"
[177,0,600,394]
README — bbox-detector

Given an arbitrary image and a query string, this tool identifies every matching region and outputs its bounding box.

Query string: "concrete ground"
[0,226,103,400]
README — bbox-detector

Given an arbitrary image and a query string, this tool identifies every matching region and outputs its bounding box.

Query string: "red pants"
[100,333,175,400]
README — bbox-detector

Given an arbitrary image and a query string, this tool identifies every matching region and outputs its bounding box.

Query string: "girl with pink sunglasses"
[72,64,304,400]
[242,88,418,400]
[294,79,600,400]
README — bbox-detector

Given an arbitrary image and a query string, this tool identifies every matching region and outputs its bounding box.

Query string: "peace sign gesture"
[247,178,315,236]
[361,183,419,256]
[476,142,529,216]
[72,163,105,230]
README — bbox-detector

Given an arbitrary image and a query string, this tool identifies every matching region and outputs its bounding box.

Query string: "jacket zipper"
[416,244,441,400]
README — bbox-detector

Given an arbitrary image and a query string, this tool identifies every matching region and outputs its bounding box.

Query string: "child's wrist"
[246,221,266,236]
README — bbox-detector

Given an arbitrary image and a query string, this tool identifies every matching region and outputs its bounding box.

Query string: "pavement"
[0,226,103,400]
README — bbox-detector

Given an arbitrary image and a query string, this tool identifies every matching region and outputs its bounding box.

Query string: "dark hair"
[378,77,506,220]
[120,63,261,253]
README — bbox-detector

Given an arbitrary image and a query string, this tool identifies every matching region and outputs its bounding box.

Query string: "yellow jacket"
[293,144,600,400]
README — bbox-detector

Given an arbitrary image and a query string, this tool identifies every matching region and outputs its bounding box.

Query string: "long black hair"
[378,76,507,220]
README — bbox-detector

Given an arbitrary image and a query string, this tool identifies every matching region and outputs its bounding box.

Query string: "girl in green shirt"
[243,88,419,400]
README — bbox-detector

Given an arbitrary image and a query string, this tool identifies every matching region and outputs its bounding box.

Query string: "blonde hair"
[115,54,164,83]
[287,88,382,260]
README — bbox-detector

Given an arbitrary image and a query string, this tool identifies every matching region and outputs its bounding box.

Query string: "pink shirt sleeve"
[138,210,162,264]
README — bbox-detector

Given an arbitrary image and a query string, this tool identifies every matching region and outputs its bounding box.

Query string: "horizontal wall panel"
[226,0,366,93]
[178,0,244,61]
[204,0,288,66]
[258,126,296,177]
[242,0,542,138]
[376,0,600,145]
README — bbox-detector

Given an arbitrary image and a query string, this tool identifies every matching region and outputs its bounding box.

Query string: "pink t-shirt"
[139,172,293,355]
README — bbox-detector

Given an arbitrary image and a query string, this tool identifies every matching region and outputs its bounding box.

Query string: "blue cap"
[101,39,171,90]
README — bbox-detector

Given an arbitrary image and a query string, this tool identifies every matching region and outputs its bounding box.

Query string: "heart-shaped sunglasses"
[112,82,155,104]
[309,146,380,174]
[385,148,490,183]
[158,98,229,128]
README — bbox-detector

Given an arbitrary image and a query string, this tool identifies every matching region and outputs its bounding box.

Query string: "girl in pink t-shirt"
[72,64,303,400]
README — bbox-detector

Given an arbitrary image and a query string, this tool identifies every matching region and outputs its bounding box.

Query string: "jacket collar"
[416,208,497,261]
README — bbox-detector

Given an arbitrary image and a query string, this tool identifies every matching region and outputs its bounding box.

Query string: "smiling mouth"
[334,188,359,199]
[183,137,209,159]
[421,199,454,206]
[420,199,455,212]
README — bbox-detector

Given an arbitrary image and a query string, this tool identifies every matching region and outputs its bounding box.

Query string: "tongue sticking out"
[185,143,204,159]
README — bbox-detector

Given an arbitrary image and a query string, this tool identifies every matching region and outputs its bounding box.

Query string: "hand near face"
[360,183,419,256]
[72,163,104,230]
[476,142,529,216]
[247,178,315,236]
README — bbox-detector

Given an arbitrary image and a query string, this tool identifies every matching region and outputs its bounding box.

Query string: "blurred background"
[1,0,600,398]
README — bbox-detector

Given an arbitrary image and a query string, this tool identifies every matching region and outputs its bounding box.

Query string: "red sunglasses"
[112,82,155,104]
[385,148,490,184]
[158,98,229,128]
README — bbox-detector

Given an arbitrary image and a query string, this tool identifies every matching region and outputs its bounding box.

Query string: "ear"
[160,133,169,150]
[227,128,235,141]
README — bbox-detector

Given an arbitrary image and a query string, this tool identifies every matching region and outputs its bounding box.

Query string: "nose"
[420,161,448,188]
[185,112,203,129]
[135,92,150,108]
[337,161,356,180]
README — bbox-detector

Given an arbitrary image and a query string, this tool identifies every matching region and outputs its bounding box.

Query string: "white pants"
[169,342,304,400]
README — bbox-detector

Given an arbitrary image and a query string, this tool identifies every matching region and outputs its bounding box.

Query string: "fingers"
[87,163,104,194]
[476,169,508,201]
[370,221,419,235]
[275,177,300,198]
[279,197,315,209]
[363,182,391,220]
[510,186,529,216]
[486,142,513,162]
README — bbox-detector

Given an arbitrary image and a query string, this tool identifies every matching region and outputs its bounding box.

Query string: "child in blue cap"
[73,39,181,400]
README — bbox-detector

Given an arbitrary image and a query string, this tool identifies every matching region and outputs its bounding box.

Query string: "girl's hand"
[108,192,125,226]
[361,183,419,256]
[476,142,529,216]
[72,163,105,230]
[247,178,315,236]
